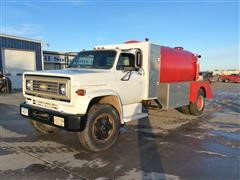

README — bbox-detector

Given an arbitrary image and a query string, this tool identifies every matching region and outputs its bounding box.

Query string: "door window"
[116,53,136,71]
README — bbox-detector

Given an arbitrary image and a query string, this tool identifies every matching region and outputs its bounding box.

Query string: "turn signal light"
[75,89,86,96]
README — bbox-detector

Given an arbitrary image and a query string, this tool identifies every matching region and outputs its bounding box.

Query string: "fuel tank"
[160,46,199,82]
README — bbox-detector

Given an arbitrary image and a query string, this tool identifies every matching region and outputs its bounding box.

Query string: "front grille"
[32,80,59,94]
[25,75,70,101]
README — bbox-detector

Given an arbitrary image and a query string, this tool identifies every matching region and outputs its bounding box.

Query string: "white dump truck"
[20,40,212,151]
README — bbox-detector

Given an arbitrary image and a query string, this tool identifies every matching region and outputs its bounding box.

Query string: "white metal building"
[0,34,43,89]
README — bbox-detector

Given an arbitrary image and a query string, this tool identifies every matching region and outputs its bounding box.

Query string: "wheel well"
[87,95,123,123]
[200,87,206,97]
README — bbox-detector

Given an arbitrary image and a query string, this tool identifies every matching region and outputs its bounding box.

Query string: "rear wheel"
[78,104,120,152]
[189,89,205,116]
[30,120,58,135]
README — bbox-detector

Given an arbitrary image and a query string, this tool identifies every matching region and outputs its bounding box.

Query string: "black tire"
[30,120,58,135]
[1,77,12,93]
[189,89,205,116]
[177,105,190,114]
[78,104,120,152]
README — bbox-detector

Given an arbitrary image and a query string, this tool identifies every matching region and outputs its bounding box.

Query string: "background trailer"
[0,34,43,89]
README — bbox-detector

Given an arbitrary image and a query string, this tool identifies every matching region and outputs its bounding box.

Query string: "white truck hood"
[24,68,114,87]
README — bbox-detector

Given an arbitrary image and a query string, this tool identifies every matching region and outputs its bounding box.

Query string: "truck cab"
[220,74,240,83]
[20,40,212,151]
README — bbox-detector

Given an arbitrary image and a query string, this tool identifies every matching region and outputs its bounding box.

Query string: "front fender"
[77,89,122,116]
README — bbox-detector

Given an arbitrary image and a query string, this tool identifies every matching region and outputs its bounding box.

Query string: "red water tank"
[159,46,199,82]
[124,40,140,44]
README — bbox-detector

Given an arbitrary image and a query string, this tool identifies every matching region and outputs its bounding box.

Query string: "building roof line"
[0,33,42,44]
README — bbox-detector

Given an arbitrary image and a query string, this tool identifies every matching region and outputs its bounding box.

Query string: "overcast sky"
[1,0,239,71]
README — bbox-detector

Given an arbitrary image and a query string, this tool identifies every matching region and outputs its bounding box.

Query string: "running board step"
[123,113,148,122]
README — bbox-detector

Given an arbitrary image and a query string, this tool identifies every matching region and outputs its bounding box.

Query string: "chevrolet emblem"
[40,84,48,90]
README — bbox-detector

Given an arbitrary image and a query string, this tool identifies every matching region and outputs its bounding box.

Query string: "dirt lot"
[0,82,239,179]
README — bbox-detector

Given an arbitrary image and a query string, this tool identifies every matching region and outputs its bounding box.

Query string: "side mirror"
[121,71,132,81]
[136,51,142,68]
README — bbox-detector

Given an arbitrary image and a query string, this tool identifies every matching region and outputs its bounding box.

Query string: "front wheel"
[30,120,59,135]
[78,104,120,152]
[189,89,205,116]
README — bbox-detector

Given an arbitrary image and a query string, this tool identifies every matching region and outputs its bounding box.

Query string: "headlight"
[59,84,66,95]
[26,80,33,90]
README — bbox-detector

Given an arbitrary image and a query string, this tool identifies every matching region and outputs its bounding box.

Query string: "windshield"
[69,50,116,69]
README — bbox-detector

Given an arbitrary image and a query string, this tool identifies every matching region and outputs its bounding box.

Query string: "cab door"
[114,52,144,105]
